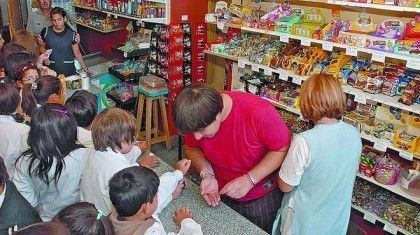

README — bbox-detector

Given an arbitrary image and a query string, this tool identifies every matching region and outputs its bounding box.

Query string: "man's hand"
[219,175,253,199]
[138,155,160,168]
[200,175,220,207]
[175,159,191,175]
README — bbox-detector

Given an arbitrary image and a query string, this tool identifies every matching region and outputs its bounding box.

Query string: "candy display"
[374,155,401,185]
[108,60,147,82]
[359,146,385,177]
[384,202,419,229]
[73,12,120,31]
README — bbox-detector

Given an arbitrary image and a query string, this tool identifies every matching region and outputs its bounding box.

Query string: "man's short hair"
[65,90,97,127]
[109,166,160,217]
[299,73,347,122]
[91,107,136,151]
[173,84,223,134]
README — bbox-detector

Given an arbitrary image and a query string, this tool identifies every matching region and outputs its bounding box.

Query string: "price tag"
[371,52,386,63]
[251,64,259,72]
[123,52,128,57]
[400,177,410,190]
[399,151,414,161]
[280,34,289,43]
[363,212,376,224]
[373,141,388,152]
[292,76,302,85]
[406,58,420,70]
[113,14,118,19]
[301,38,311,46]
[264,68,273,76]
[217,21,225,30]
[346,46,358,57]
[384,223,398,235]
[279,72,289,81]
[238,60,246,69]
[354,93,367,104]
[322,42,334,51]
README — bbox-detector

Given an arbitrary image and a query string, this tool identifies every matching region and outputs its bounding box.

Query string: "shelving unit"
[73,21,122,33]
[351,205,414,235]
[326,0,420,13]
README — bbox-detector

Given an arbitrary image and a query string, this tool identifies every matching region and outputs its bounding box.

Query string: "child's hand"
[135,141,147,152]
[138,155,160,169]
[175,159,191,175]
[171,181,186,200]
[173,208,193,226]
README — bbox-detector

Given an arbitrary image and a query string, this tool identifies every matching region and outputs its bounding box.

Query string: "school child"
[80,107,163,215]
[53,202,115,235]
[21,75,64,118]
[15,65,40,89]
[0,77,30,177]
[272,74,362,235]
[0,157,41,234]
[108,165,202,235]
[14,103,92,221]
[65,91,159,168]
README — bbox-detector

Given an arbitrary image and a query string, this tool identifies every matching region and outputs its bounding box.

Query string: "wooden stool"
[135,88,171,151]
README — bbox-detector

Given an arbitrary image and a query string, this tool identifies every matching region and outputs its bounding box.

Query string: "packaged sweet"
[405,17,420,38]
[407,212,420,234]
[394,39,420,57]
[397,76,412,96]
[365,190,398,217]
[260,2,292,22]
[381,75,399,96]
[352,178,375,207]
[301,8,324,24]
[384,202,419,229]
[291,23,323,38]
[275,15,302,33]
[338,31,367,47]
[365,35,396,52]
[349,13,376,33]
[399,78,419,105]
[322,20,350,42]
[374,155,401,185]
[374,19,405,39]
[363,75,385,94]
[398,0,417,7]
[359,146,382,177]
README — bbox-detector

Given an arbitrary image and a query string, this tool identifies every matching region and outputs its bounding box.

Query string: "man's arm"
[219,146,289,199]
[185,146,213,175]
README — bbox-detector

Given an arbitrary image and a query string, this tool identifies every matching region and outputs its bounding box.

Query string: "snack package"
[322,20,350,42]
[373,19,405,39]
[291,23,323,38]
[364,75,385,94]
[374,155,401,185]
[399,77,420,105]
[359,146,384,177]
[381,75,399,96]
[405,17,420,38]
[301,8,324,24]
[394,39,420,57]
[350,13,376,33]
[398,0,418,7]
[384,202,419,229]
[365,35,396,52]
[338,31,367,47]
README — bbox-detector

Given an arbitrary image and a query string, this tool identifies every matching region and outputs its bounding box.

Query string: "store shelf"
[72,4,101,12]
[262,97,302,115]
[204,50,241,61]
[360,133,418,161]
[74,21,122,33]
[147,0,167,3]
[351,204,414,235]
[328,0,420,13]
[356,172,420,204]
[206,21,420,67]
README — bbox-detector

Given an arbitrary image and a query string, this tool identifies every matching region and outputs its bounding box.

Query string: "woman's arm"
[72,44,88,71]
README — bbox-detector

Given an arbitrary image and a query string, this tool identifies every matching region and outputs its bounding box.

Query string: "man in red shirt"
[174,84,290,232]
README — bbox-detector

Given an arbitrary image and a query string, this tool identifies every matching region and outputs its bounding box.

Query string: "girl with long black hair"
[14,103,92,221]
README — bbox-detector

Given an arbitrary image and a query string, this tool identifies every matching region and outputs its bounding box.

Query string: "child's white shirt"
[278,134,311,235]
[13,148,93,221]
[77,126,94,148]
[80,146,141,215]
[0,115,30,178]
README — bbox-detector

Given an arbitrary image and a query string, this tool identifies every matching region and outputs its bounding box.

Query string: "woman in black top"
[39,7,90,77]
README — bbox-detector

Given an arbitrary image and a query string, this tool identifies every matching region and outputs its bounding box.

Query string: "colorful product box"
[365,35,396,52]
[338,31,367,48]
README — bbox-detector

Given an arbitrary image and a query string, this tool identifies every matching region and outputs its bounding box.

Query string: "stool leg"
[136,94,145,140]
[145,97,152,151]
[152,99,159,139]
[159,97,171,150]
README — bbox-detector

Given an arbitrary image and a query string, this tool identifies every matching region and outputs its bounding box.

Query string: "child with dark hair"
[81,108,164,215]
[12,222,70,235]
[15,65,40,89]
[53,202,115,235]
[5,52,35,79]
[21,75,64,118]
[14,104,92,221]
[0,157,41,234]
[65,90,98,148]
[0,77,30,177]
[109,166,202,235]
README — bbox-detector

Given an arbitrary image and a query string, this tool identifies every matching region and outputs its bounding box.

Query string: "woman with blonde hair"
[272,73,362,235]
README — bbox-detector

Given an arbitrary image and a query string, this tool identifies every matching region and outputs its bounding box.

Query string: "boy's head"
[65,90,98,128]
[109,166,160,218]
[173,84,223,136]
[13,222,70,235]
[91,107,136,153]
[0,157,8,188]
[299,73,346,122]
[0,77,20,115]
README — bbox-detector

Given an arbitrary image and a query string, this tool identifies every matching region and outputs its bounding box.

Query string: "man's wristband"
[246,173,256,186]
[200,171,215,179]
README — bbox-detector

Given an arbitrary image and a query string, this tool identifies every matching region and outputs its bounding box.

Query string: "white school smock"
[0,115,30,178]
[80,146,141,215]
[76,127,94,148]
[13,148,92,221]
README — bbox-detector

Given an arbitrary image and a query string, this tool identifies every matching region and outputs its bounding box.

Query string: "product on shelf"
[109,60,147,82]
[384,202,419,229]
[359,145,385,177]
[73,12,120,31]
[374,154,401,185]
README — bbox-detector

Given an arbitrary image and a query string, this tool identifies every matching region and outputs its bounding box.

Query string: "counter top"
[153,160,268,235]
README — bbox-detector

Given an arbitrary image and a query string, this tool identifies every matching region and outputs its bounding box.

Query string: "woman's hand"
[200,175,220,207]
[36,35,46,46]
[219,175,253,199]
